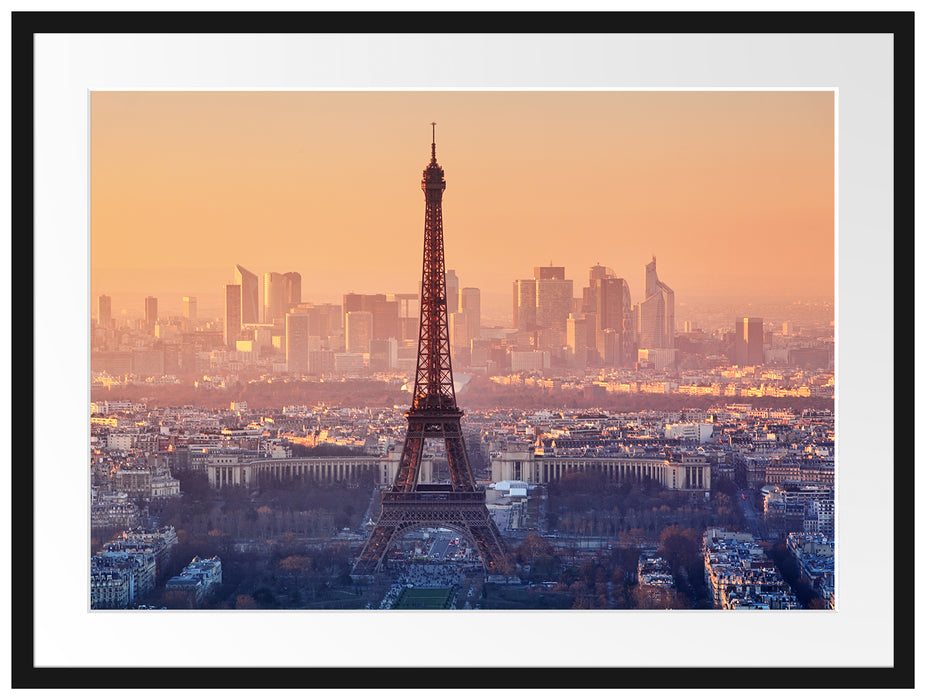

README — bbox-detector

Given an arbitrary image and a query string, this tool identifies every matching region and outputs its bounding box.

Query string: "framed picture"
[13,8,912,691]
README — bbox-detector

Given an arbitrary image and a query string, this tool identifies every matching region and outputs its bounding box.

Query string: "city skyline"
[90,90,834,321]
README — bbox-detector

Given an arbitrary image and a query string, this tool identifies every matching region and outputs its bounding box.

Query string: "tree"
[235,594,259,609]
[516,532,554,566]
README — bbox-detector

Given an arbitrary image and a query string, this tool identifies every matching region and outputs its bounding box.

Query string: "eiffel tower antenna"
[351,128,510,582]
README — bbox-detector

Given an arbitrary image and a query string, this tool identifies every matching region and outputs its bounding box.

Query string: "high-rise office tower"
[343,293,398,342]
[594,277,634,366]
[97,294,112,327]
[144,296,158,332]
[345,310,374,354]
[534,265,565,280]
[264,272,284,323]
[283,272,301,310]
[636,256,675,350]
[389,293,419,320]
[459,287,480,342]
[535,268,573,348]
[445,269,460,314]
[370,337,398,371]
[342,292,365,321]
[235,265,260,325]
[264,271,302,324]
[735,317,764,366]
[371,298,399,341]
[512,279,537,331]
[449,311,469,357]
[224,284,242,347]
[288,302,342,339]
[566,313,590,369]
[389,293,420,342]
[582,264,615,314]
[512,266,574,348]
[182,296,197,320]
[285,312,310,373]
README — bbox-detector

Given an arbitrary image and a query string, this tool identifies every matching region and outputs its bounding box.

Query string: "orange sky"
[90,90,834,322]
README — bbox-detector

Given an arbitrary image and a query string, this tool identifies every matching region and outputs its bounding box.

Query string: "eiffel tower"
[351,126,510,581]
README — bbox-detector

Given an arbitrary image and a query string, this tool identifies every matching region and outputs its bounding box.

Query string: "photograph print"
[89,89,835,613]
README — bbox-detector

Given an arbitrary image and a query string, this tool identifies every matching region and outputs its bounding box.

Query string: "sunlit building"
[223,283,242,347]
[492,449,709,494]
[636,256,675,352]
[735,317,765,366]
[235,264,260,325]
[445,269,460,314]
[144,296,158,332]
[343,293,399,342]
[535,267,573,348]
[264,271,301,324]
[98,294,112,327]
[346,310,374,354]
[512,279,536,332]
[594,276,634,366]
[389,292,420,342]
[182,296,197,321]
[459,287,481,342]
[285,312,309,373]
[566,313,590,369]
[370,337,398,371]
[513,266,573,350]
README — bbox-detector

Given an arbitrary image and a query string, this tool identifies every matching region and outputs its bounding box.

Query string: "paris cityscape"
[89,91,834,611]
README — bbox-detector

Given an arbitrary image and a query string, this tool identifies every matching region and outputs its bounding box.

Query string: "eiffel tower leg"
[350,522,397,580]
[392,432,425,492]
[352,492,512,582]
[444,427,475,491]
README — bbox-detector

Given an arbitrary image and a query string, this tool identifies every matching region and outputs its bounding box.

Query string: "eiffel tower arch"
[351,127,510,582]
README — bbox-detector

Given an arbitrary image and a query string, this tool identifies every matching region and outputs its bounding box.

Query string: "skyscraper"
[224,284,242,347]
[449,311,469,358]
[594,276,634,366]
[512,266,574,350]
[343,293,398,342]
[735,317,764,366]
[345,310,374,354]
[582,264,615,314]
[566,313,590,369]
[636,256,675,350]
[445,269,459,314]
[264,272,284,323]
[144,296,158,332]
[389,293,420,342]
[235,265,260,325]
[459,287,481,342]
[182,296,197,320]
[264,271,302,324]
[370,338,398,371]
[97,294,112,328]
[512,279,537,331]
[285,312,310,373]
[283,272,301,310]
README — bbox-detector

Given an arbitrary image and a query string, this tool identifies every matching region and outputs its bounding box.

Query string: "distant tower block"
[224,284,242,347]
[235,264,260,325]
[351,126,510,581]
[144,296,158,332]
[182,296,197,320]
[98,294,112,327]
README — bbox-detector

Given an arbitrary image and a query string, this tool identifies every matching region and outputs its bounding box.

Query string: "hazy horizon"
[91,90,835,324]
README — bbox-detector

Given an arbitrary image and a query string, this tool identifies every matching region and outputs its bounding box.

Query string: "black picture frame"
[11,9,913,691]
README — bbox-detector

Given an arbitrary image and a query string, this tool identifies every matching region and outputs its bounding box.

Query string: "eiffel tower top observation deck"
[412,122,457,414]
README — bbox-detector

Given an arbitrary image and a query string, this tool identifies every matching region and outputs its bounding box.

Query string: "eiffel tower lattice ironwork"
[351,126,510,581]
